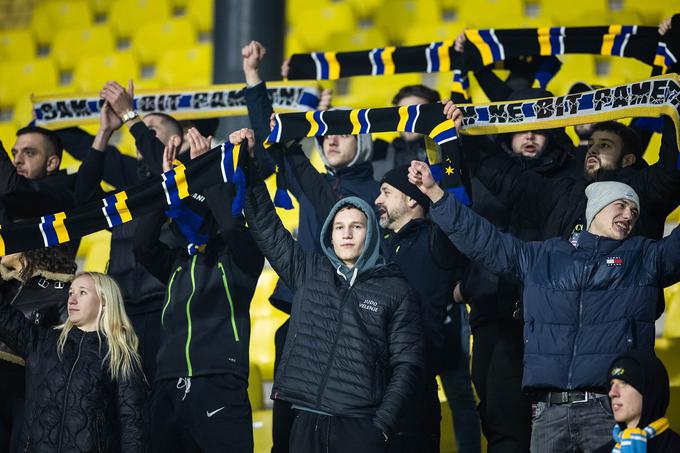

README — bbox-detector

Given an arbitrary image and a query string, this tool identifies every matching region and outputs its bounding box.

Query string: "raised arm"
[285,143,337,221]
[373,288,424,436]
[409,160,535,282]
[0,293,39,359]
[239,129,309,291]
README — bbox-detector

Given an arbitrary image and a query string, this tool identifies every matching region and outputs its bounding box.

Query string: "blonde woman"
[0,271,148,452]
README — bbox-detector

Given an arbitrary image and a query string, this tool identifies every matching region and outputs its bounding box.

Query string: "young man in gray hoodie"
[237,128,424,453]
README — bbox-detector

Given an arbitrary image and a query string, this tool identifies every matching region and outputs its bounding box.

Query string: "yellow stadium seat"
[545,54,597,97]
[344,0,384,19]
[290,3,356,50]
[253,409,274,452]
[0,59,58,109]
[131,18,197,65]
[401,22,461,46]
[327,27,388,52]
[340,73,423,108]
[248,363,264,410]
[88,0,112,15]
[0,122,15,151]
[73,52,140,93]
[250,316,288,381]
[0,29,36,61]
[78,230,112,273]
[51,25,116,71]
[250,268,280,320]
[186,0,214,34]
[539,0,608,26]
[457,0,524,28]
[109,0,171,38]
[374,0,442,43]
[30,0,93,46]
[157,43,211,87]
[12,98,35,130]
[284,31,306,56]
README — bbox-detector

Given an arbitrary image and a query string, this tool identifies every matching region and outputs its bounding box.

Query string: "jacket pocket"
[277,333,297,380]
[626,318,635,350]
[371,353,387,405]
[161,266,183,328]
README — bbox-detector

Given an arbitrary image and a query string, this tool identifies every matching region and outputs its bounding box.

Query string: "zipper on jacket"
[315,287,353,408]
[184,256,198,377]
[567,237,598,388]
[217,262,240,342]
[57,333,85,453]
[161,266,183,327]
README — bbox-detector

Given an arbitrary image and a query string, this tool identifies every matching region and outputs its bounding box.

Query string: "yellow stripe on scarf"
[349,109,361,134]
[465,29,494,66]
[53,212,69,243]
[537,27,552,55]
[382,47,396,75]
[114,192,132,223]
[324,51,340,80]
[305,111,319,136]
[173,164,190,199]
[438,40,453,72]
[601,24,623,56]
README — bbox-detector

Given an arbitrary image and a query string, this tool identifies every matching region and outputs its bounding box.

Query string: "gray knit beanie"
[585,181,640,230]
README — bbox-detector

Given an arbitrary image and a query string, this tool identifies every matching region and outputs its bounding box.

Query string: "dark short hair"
[146,112,183,143]
[591,121,642,160]
[392,84,441,106]
[16,126,63,160]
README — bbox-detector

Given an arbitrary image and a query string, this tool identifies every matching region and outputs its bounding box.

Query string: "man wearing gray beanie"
[585,181,640,240]
[409,160,680,453]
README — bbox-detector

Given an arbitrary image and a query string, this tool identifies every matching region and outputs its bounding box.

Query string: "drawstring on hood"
[320,197,384,286]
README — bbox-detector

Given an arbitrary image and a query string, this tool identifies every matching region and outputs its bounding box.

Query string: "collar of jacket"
[386,217,431,241]
[0,263,74,284]
[326,160,375,181]
[575,230,625,255]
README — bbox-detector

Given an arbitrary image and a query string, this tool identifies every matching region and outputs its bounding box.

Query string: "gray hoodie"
[320,196,384,286]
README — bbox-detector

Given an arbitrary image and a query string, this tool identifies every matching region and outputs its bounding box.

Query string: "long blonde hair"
[56,272,143,381]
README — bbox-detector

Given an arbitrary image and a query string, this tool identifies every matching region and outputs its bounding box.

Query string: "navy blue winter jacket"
[430,191,680,391]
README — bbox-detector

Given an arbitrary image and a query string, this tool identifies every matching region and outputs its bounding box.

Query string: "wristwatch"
[121,110,139,122]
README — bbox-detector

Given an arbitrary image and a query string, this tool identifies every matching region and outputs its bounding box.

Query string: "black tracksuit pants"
[471,320,531,453]
[150,374,253,453]
[290,411,388,453]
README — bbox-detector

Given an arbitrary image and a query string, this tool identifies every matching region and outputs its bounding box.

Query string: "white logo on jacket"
[359,299,381,313]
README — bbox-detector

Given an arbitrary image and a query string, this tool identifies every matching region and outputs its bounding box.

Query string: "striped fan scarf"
[612,417,670,453]
[0,142,244,256]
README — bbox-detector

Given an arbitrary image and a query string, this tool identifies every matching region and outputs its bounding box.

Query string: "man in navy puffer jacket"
[408,158,680,453]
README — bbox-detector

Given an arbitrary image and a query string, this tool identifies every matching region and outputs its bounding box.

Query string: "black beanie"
[609,356,645,395]
[381,164,430,209]
[608,351,671,427]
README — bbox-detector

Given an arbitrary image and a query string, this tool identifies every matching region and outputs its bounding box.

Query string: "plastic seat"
[0,122,16,153]
[185,0,214,34]
[157,43,212,87]
[374,0,442,43]
[73,52,140,93]
[131,18,198,65]
[88,0,112,15]
[30,0,93,46]
[0,29,36,61]
[109,0,171,39]
[250,268,279,320]
[342,73,423,108]
[328,27,388,52]
[457,0,523,28]
[0,59,58,109]
[77,230,112,273]
[250,316,288,381]
[540,0,608,25]
[291,3,356,50]
[52,25,116,71]
[344,0,384,19]
[401,22,460,46]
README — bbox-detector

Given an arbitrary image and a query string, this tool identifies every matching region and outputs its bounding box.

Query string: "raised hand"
[281,58,291,79]
[186,127,213,160]
[454,30,467,52]
[162,135,181,173]
[242,40,267,86]
[229,128,256,158]
[100,101,122,133]
[408,160,444,202]
[318,88,333,111]
[442,99,463,130]
[100,80,135,118]
[659,17,672,35]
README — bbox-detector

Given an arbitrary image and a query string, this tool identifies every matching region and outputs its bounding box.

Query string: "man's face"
[510,131,547,158]
[323,134,358,169]
[331,207,367,267]
[583,130,630,180]
[589,199,639,240]
[375,183,410,231]
[143,115,175,146]
[609,379,643,428]
[12,133,58,179]
[397,95,429,142]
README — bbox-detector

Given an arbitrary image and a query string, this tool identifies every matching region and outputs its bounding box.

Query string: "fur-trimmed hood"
[0,263,75,284]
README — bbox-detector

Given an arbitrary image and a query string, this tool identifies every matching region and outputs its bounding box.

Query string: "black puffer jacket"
[0,299,148,452]
[245,174,424,435]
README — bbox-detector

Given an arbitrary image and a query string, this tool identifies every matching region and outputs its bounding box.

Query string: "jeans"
[440,305,482,453]
[530,397,614,453]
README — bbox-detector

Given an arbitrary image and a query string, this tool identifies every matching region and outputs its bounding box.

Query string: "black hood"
[608,350,670,427]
